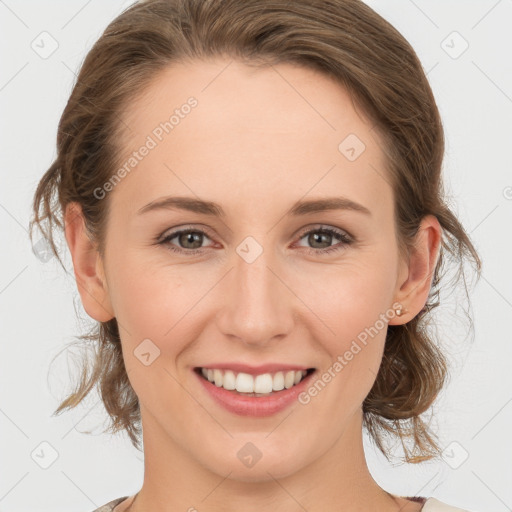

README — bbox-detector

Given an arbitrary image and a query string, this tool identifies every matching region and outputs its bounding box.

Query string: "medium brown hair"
[30,0,481,463]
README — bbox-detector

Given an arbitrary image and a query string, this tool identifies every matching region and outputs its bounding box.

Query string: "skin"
[64,58,441,512]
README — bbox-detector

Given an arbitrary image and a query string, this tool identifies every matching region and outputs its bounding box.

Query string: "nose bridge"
[215,240,294,345]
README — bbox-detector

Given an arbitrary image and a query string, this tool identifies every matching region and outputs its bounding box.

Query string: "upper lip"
[195,363,315,376]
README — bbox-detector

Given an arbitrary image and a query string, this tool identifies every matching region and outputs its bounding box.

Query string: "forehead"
[113,58,392,219]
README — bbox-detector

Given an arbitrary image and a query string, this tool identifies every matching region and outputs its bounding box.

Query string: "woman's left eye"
[157,225,353,256]
[294,226,353,255]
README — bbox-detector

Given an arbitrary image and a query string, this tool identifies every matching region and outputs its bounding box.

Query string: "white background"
[0,1,511,511]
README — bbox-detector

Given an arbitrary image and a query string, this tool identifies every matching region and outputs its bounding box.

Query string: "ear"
[388,214,442,325]
[64,202,115,322]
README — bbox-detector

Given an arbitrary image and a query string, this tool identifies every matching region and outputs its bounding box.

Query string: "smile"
[196,367,315,396]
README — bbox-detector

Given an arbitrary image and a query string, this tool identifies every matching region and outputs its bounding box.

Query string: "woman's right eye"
[158,228,213,255]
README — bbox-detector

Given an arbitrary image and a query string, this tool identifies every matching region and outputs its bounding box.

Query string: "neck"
[128,406,403,512]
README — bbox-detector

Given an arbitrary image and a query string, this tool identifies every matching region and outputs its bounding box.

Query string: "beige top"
[90,495,474,511]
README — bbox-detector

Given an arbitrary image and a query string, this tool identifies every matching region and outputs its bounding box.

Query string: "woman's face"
[90,58,417,480]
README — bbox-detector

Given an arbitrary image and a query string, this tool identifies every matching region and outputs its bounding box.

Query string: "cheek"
[107,254,190,340]
[108,262,198,408]
[308,254,397,344]
[298,253,397,405]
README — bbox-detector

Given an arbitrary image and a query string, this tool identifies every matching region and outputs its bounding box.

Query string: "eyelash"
[157,225,354,256]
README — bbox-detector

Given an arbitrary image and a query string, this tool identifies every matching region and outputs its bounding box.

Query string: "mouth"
[194,367,316,397]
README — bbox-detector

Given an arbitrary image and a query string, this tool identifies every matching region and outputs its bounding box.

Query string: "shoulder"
[423,497,478,512]
[89,496,129,512]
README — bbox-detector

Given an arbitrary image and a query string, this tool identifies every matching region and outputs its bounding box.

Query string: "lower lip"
[194,368,315,417]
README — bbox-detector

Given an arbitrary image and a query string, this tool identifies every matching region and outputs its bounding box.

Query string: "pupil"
[310,232,331,248]
[181,232,202,249]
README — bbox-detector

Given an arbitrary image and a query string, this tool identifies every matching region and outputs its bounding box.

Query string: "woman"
[30,0,482,511]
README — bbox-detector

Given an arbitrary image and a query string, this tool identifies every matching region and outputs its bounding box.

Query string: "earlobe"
[64,202,115,322]
[388,215,442,325]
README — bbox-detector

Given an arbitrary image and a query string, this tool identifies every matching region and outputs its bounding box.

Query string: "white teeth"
[284,370,295,389]
[235,372,254,393]
[273,371,285,391]
[223,370,236,390]
[200,368,309,393]
[254,373,273,394]
[213,369,223,387]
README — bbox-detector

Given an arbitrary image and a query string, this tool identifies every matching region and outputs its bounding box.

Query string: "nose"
[215,246,295,347]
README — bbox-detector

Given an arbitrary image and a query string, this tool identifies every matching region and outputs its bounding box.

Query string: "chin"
[196,436,311,483]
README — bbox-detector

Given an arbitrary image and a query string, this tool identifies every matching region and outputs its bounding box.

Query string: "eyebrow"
[137,196,372,217]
